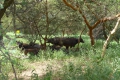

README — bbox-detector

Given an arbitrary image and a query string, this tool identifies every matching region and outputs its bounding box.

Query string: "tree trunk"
[102,23,108,39]
[101,18,120,58]
[0,0,14,79]
[0,0,14,44]
[0,21,3,46]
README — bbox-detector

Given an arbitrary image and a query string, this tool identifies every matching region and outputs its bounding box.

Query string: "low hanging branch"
[62,0,120,46]
[101,17,120,59]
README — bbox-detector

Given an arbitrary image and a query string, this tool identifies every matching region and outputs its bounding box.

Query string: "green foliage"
[31,69,39,80]
[0,0,120,79]
[42,66,53,80]
[1,32,120,80]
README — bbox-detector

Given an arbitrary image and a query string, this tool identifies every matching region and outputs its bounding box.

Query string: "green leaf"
[21,0,27,6]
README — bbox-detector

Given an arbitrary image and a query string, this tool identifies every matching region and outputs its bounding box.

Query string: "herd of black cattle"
[16,37,84,56]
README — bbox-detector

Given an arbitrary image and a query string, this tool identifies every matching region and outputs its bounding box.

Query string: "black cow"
[62,37,84,49]
[24,48,40,55]
[47,37,63,46]
[16,41,30,50]
[48,45,61,51]
[16,41,41,50]
[29,42,41,49]
[47,37,84,49]
[16,41,42,55]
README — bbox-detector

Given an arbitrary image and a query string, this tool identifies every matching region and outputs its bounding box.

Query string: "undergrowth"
[0,33,120,80]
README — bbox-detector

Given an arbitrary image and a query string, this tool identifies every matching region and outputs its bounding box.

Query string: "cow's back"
[62,37,78,47]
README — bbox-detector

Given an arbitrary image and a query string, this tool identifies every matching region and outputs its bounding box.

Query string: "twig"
[0,48,18,80]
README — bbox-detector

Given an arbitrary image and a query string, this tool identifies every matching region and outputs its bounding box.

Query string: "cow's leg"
[24,50,28,55]
[66,46,69,50]
[64,46,69,54]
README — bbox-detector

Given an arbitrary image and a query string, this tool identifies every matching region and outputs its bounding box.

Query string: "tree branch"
[92,13,120,29]
[101,17,120,59]
[0,0,14,19]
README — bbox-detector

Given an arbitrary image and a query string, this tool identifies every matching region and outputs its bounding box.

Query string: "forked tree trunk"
[62,0,120,46]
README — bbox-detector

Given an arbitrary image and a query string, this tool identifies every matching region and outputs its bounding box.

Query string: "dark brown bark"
[102,23,108,39]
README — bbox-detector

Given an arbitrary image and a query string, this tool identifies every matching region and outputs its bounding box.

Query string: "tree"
[12,0,63,49]
[62,0,120,46]
[0,1,18,80]
[0,0,14,45]
[101,17,120,59]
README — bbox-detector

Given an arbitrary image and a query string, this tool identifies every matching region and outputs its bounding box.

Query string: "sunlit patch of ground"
[10,59,71,80]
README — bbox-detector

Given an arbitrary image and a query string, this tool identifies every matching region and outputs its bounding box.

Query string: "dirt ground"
[10,59,68,80]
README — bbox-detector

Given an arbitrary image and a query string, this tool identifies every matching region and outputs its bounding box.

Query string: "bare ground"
[10,59,71,80]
